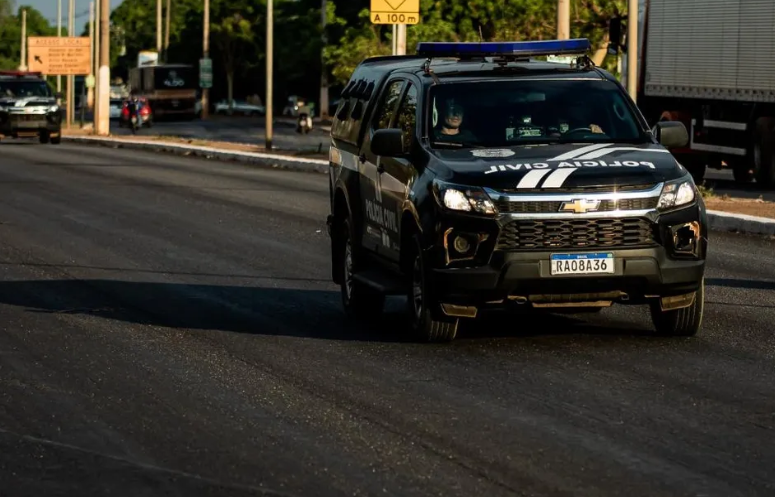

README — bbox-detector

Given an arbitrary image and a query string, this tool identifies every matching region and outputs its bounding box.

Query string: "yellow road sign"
[27,37,91,76]
[370,0,420,25]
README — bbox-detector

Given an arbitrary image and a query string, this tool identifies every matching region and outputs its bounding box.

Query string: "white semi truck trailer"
[613,0,775,187]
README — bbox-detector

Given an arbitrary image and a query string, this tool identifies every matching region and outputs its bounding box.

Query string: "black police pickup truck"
[326,39,707,342]
[0,71,63,144]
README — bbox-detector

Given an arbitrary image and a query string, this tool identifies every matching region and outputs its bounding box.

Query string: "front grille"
[497,197,658,213]
[499,183,657,194]
[10,114,44,122]
[497,218,658,251]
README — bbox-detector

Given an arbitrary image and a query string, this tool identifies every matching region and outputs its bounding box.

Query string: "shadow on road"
[706,277,775,291]
[0,278,660,343]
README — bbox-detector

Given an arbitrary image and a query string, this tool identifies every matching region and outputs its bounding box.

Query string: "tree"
[211,1,258,111]
[0,4,62,71]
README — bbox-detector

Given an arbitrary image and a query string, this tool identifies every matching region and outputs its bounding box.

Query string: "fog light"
[671,221,701,256]
[453,235,471,254]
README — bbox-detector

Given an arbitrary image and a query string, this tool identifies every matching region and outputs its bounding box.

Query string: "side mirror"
[654,121,689,149]
[608,17,623,55]
[371,128,405,157]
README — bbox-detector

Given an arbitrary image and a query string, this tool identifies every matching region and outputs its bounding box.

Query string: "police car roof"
[357,55,609,82]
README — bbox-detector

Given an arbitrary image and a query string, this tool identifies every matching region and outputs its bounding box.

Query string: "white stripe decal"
[548,143,613,161]
[575,147,671,160]
[515,169,552,189]
[541,168,577,188]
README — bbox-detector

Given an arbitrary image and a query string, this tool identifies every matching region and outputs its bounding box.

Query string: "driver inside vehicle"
[558,103,605,135]
[433,98,477,143]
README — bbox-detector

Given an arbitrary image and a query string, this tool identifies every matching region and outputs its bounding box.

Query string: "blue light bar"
[415,39,591,59]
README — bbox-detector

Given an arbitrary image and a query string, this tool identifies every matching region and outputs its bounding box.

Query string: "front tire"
[650,279,704,337]
[339,218,385,320]
[406,236,458,342]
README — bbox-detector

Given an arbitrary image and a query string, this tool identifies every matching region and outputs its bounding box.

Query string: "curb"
[62,135,329,174]
[707,210,775,237]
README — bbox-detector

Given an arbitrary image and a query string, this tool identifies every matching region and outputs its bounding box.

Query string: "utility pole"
[395,23,406,55]
[392,25,397,55]
[68,0,75,128]
[627,0,638,102]
[557,0,570,40]
[94,0,101,127]
[19,9,27,71]
[164,0,171,62]
[87,1,94,111]
[96,0,110,135]
[57,0,62,93]
[201,0,209,120]
[319,0,328,120]
[266,0,273,150]
[156,0,162,54]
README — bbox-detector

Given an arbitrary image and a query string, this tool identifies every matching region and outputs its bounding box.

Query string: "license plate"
[550,252,615,276]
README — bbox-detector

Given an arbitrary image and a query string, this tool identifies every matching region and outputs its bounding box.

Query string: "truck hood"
[0,96,56,107]
[431,142,686,190]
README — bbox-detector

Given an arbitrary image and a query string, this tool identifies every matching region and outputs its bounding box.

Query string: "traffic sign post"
[27,36,91,76]
[370,0,420,24]
[199,58,212,89]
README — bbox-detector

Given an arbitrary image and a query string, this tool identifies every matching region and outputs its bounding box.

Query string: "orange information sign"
[27,37,91,76]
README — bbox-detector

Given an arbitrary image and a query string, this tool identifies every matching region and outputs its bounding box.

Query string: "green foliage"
[107,0,625,107]
[0,3,64,71]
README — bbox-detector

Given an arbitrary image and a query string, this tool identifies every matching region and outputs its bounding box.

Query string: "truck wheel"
[732,162,754,183]
[649,279,704,337]
[339,218,385,320]
[38,132,49,144]
[754,118,775,188]
[406,235,458,342]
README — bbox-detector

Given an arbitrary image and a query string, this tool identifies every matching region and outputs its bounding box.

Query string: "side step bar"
[352,270,405,295]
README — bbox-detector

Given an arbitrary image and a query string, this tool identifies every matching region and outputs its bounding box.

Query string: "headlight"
[434,180,498,215]
[48,105,59,113]
[658,178,696,210]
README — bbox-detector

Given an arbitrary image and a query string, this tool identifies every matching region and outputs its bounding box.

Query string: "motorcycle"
[126,98,141,134]
[296,104,313,134]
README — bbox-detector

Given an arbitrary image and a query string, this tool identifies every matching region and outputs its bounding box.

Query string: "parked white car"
[215,100,265,116]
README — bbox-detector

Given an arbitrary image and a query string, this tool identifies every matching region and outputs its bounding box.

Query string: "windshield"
[0,81,52,98]
[427,79,646,148]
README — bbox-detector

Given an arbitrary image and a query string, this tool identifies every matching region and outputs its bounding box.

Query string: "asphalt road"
[0,141,774,497]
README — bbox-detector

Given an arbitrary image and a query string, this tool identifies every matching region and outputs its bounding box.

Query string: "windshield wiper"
[432,141,484,149]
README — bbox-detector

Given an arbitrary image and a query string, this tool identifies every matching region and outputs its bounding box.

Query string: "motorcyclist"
[126,91,142,131]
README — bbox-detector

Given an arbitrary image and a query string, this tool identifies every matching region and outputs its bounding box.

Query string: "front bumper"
[427,204,707,306]
[0,112,61,137]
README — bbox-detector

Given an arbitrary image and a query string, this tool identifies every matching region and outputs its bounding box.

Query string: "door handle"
[377,163,385,173]
[359,154,366,163]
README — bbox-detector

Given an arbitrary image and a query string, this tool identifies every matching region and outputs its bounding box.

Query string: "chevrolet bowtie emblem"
[560,198,601,214]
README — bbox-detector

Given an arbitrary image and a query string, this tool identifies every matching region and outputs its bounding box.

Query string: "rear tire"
[753,118,775,188]
[732,162,754,183]
[649,279,704,337]
[50,132,61,145]
[339,218,385,320]
[406,235,458,342]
